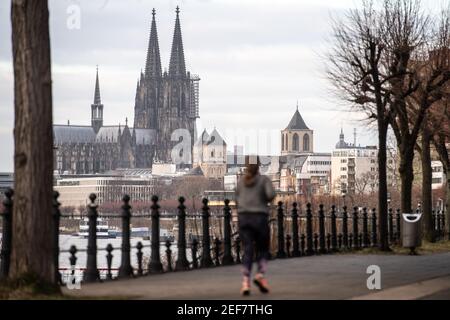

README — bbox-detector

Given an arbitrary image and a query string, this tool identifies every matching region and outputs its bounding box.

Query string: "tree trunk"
[10,0,56,286]
[377,121,389,251]
[420,129,435,242]
[445,170,450,240]
[399,145,415,215]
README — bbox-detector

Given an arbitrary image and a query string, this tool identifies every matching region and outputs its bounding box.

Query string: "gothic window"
[181,92,186,112]
[285,134,289,151]
[281,134,285,150]
[303,134,310,151]
[292,133,299,151]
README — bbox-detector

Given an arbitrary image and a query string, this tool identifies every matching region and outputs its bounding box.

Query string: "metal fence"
[0,188,447,285]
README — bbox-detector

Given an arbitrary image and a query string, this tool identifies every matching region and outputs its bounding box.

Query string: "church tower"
[133,7,200,165]
[281,103,314,155]
[91,66,103,133]
[134,8,162,130]
[157,6,199,163]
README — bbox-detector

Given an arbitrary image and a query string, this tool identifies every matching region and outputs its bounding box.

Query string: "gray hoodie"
[236,174,276,214]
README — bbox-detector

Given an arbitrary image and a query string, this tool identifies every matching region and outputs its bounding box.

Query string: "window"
[341,167,347,171]
[293,133,299,151]
[303,134,310,151]
[281,134,285,151]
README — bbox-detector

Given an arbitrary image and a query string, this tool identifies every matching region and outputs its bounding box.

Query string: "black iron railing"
[0,188,448,285]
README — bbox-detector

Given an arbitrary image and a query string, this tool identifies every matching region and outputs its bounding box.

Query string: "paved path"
[63,253,450,299]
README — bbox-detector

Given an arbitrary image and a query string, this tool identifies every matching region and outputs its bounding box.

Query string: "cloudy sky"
[0,0,444,171]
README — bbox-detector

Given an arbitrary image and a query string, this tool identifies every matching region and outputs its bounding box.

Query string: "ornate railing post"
[331,205,338,252]
[388,208,394,243]
[149,196,163,273]
[69,245,78,286]
[291,202,300,257]
[0,189,13,280]
[52,191,62,284]
[136,242,143,276]
[118,195,133,278]
[214,238,221,266]
[84,193,99,282]
[352,207,359,250]
[300,234,306,255]
[306,203,314,255]
[338,233,343,249]
[276,202,286,258]
[432,210,437,235]
[396,209,401,242]
[191,238,199,269]
[371,208,378,247]
[222,199,234,265]
[286,234,291,257]
[318,204,326,253]
[441,211,446,239]
[175,197,189,271]
[326,233,331,252]
[342,206,349,249]
[436,210,442,240]
[362,208,369,248]
[106,244,113,280]
[234,236,241,264]
[165,240,173,272]
[327,232,331,253]
[201,198,214,267]
[313,233,319,253]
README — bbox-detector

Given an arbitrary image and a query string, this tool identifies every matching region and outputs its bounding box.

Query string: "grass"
[336,240,450,256]
[0,273,63,300]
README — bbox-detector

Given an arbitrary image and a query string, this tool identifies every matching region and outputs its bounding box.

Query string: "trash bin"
[402,212,422,254]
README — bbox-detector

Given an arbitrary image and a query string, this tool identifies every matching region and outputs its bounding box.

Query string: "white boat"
[78,217,117,239]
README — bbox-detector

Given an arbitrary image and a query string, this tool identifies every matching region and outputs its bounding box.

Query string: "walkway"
[62,252,450,300]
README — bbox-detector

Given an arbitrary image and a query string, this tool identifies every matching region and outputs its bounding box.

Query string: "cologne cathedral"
[53,7,199,174]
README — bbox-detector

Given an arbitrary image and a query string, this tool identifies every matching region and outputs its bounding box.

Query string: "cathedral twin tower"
[53,7,199,174]
[134,7,200,162]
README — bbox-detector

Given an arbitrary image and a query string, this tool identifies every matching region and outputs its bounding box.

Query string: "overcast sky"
[0,0,444,171]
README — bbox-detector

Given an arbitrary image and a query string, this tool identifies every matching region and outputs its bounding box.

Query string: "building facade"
[0,172,13,200]
[53,7,199,174]
[54,175,157,208]
[193,129,227,179]
[432,161,445,190]
[331,129,379,195]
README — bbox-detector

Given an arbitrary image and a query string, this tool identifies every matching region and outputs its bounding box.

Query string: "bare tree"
[327,0,395,250]
[432,128,450,239]
[10,0,57,288]
[355,172,371,195]
[385,1,449,221]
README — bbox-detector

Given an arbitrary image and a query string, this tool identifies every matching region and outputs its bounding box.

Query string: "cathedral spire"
[145,8,162,78]
[91,66,104,133]
[94,65,101,104]
[168,6,186,77]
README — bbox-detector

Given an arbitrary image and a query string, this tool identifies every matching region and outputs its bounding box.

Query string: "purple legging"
[238,213,270,277]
